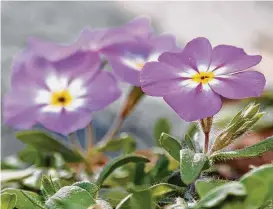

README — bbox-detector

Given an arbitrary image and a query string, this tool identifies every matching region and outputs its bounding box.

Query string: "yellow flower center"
[136,62,145,70]
[192,71,214,84]
[51,90,72,107]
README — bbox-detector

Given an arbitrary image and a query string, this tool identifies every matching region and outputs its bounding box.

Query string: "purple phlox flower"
[140,37,266,121]
[27,16,153,61]
[107,34,182,86]
[3,51,121,135]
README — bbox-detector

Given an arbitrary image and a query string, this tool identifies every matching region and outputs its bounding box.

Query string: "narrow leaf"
[1,189,42,209]
[194,182,246,208]
[210,136,273,163]
[40,175,57,200]
[159,133,181,161]
[21,191,46,209]
[154,118,171,143]
[16,130,83,162]
[96,155,150,187]
[195,179,230,198]
[130,190,154,209]
[180,149,208,185]
[1,193,17,209]
[72,181,99,198]
[182,135,196,152]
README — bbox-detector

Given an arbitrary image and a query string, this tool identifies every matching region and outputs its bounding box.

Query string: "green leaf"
[99,188,128,208]
[194,182,246,208]
[1,193,17,209]
[45,186,95,209]
[18,146,38,164]
[97,134,136,154]
[159,133,181,161]
[21,191,46,209]
[240,164,273,208]
[96,154,150,187]
[195,179,230,198]
[182,135,196,152]
[180,149,208,185]
[16,130,83,162]
[1,188,43,209]
[40,175,57,200]
[154,118,171,143]
[210,136,273,163]
[72,181,99,198]
[130,190,154,209]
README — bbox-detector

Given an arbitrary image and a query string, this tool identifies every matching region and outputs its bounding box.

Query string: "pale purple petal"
[159,51,191,68]
[108,56,142,86]
[182,37,212,71]
[38,109,92,135]
[163,86,222,121]
[151,34,181,54]
[84,71,121,111]
[3,90,40,129]
[27,37,80,61]
[210,45,262,74]
[53,51,101,81]
[210,71,266,99]
[140,62,187,96]
[123,16,153,38]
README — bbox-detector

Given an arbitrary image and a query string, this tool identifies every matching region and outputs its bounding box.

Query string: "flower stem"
[204,132,210,154]
[68,132,83,153]
[200,117,213,154]
[86,123,94,154]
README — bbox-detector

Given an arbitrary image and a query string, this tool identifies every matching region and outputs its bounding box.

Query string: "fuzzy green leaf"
[1,189,43,209]
[72,181,99,198]
[239,164,273,208]
[45,186,95,209]
[210,136,273,163]
[1,193,17,209]
[16,130,83,162]
[131,190,154,209]
[180,149,208,185]
[195,179,230,198]
[182,135,196,152]
[96,155,150,187]
[154,118,171,143]
[159,133,181,161]
[194,182,246,208]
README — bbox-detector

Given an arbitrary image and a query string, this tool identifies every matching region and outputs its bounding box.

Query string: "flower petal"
[150,34,181,54]
[182,37,212,71]
[163,86,222,121]
[84,71,121,111]
[38,109,92,135]
[210,45,262,75]
[3,90,40,129]
[53,51,101,81]
[140,62,190,96]
[108,56,142,86]
[27,36,80,61]
[123,16,153,38]
[210,71,266,99]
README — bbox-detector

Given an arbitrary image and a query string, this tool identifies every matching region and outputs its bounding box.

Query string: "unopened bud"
[200,117,213,134]
[243,103,260,119]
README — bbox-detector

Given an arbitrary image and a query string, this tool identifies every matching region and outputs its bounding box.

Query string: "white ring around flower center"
[35,74,86,112]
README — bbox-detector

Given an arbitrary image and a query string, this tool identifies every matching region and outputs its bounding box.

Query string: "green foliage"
[45,186,95,209]
[1,188,43,209]
[41,175,58,200]
[154,118,171,144]
[96,155,150,187]
[195,179,230,198]
[16,130,83,162]
[180,149,208,185]
[97,134,136,154]
[72,181,99,198]
[210,136,273,163]
[194,182,246,208]
[158,133,181,161]
[1,193,17,209]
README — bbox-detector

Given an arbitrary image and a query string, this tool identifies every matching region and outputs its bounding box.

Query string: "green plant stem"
[68,133,83,153]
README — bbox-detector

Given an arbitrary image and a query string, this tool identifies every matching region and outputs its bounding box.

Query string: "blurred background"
[1,1,273,165]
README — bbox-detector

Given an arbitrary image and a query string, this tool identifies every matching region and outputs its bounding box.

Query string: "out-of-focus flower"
[107,34,181,86]
[3,51,121,135]
[27,16,153,61]
[140,37,265,121]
